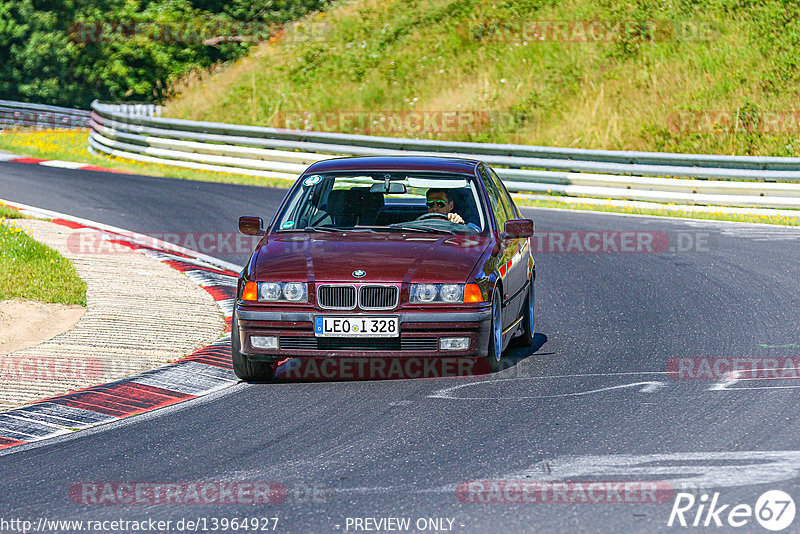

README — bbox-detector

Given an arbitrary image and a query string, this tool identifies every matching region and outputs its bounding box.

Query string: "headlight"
[259,282,282,301]
[439,284,464,303]
[254,282,308,302]
[410,284,438,303]
[282,282,307,301]
[410,283,466,303]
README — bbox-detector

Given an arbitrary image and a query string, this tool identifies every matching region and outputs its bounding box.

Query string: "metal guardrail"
[84,100,800,210]
[95,102,163,117]
[0,100,91,130]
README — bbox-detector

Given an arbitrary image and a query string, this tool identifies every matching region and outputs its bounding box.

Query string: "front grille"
[359,285,398,310]
[279,337,438,351]
[318,285,356,309]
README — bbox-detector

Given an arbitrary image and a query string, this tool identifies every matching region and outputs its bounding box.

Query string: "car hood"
[250,232,492,283]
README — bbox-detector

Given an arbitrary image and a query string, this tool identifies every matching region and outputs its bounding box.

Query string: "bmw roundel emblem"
[352,269,366,278]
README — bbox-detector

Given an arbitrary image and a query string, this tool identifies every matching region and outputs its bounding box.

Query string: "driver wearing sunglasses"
[425,189,480,231]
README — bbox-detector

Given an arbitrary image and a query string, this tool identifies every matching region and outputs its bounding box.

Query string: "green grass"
[0,129,295,189]
[0,204,25,219]
[0,219,87,306]
[514,196,800,226]
[166,0,800,157]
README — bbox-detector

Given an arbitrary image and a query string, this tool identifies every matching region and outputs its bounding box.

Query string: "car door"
[489,167,530,320]
[480,166,523,329]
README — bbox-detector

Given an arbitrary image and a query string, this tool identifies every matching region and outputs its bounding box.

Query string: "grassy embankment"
[163,0,800,224]
[166,0,800,156]
[0,205,87,306]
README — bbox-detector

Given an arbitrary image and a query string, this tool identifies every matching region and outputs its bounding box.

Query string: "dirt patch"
[0,298,85,354]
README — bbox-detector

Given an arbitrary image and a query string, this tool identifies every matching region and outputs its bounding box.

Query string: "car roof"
[303,155,483,175]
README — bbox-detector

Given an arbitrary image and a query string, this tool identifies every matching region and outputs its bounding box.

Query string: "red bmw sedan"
[233,156,535,381]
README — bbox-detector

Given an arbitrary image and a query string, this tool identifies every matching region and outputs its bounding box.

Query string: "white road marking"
[429,378,666,400]
[707,370,743,391]
[506,451,800,491]
[38,160,86,169]
[712,382,800,391]
[708,368,800,391]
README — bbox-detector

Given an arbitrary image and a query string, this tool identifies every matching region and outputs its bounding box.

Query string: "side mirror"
[503,218,534,239]
[239,216,265,236]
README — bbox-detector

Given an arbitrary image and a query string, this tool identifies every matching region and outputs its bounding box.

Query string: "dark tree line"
[0,0,328,107]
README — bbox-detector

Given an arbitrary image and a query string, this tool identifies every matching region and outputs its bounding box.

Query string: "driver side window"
[481,167,509,230]
[489,168,518,219]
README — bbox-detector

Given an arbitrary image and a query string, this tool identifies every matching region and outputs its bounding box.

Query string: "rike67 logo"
[668,490,796,531]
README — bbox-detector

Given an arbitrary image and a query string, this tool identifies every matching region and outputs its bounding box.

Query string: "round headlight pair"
[410,284,464,303]
[257,282,308,302]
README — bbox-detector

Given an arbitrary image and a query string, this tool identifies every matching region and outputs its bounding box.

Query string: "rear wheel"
[231,312,274,382]
[483,290,504,372]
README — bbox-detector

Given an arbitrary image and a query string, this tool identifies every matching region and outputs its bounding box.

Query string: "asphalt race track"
[2,161,800,533]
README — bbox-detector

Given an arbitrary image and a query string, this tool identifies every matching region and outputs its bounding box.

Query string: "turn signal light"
[241,281,258,301]
[463,284,484,303]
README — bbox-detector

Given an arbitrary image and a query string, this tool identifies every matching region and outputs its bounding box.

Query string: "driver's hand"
[447,212,465,224]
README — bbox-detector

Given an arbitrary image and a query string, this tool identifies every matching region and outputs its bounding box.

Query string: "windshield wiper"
[387,223,458,235]
[351,225,429,234]
[301,226,346,233]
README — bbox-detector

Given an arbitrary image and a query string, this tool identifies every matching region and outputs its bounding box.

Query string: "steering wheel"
[416,212,449,221]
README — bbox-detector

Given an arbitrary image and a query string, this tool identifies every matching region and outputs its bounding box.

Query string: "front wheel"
[483,290,504,372]
[231,312,274,382]
[515,281,535,347]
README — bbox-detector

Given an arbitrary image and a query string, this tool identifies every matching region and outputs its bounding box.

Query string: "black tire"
[483,290,504,372]
[231,312,274,382]
[514,281,535,347]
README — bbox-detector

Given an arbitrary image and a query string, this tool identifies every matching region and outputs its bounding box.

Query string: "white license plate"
[314,316,399,337]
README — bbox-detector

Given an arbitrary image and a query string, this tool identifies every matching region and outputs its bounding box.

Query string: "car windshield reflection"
[275,172,486,234]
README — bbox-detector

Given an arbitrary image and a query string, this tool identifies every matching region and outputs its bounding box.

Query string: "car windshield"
[274,172,486,234]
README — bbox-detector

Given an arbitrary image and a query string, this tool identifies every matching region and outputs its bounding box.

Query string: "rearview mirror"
[503,218,534,239]
[239,216,265,236]
[369,182,407,194]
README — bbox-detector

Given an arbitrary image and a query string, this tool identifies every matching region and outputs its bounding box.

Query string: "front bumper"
[237,306,492,360]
